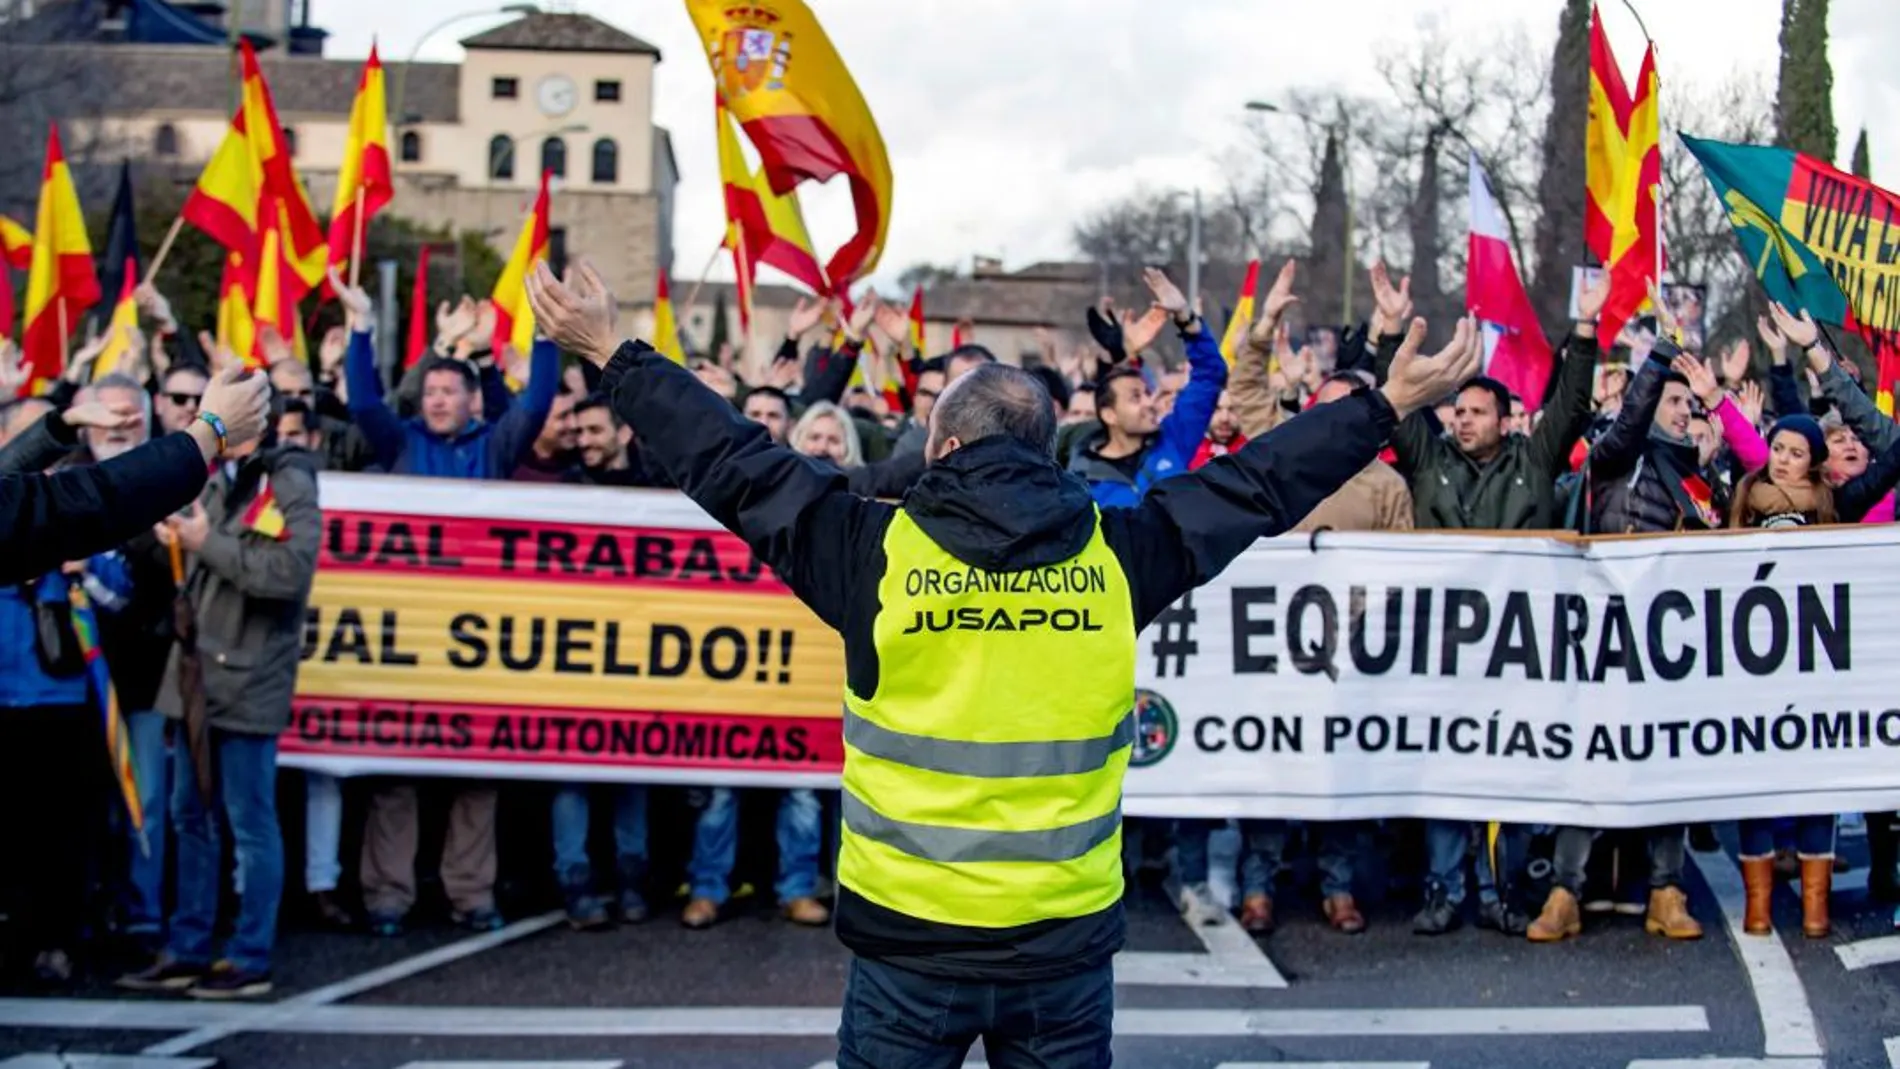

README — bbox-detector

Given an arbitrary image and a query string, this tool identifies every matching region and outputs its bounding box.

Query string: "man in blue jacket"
[330,270,557,934]
[1067,268,1227,507]
[334,271,559,480]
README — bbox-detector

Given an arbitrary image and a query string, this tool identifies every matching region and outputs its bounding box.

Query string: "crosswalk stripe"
[1836,933,1900,971]
[1887,1035,1900,1069]
[1627,1060,1824,1068]
[0,1057,217,1069]
[1691,851,1824,1058]
[393,1063,624,1069]
[1216,1063,1429,1068]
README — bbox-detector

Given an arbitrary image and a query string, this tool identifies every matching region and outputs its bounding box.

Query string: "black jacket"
[0,419,210,587]
[1588,352,1714,534]
[598,340,1397,980]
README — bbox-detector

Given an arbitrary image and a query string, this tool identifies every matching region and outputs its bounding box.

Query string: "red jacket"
[1191,434,1249,470]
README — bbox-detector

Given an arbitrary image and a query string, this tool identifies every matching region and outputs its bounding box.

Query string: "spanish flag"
[183,41,328,295]
[717,99,824,294]
[216,249,257,365]
[92,260,141,380]
[1585,9,1660,344]
[327,44,394,282]
[0,214,31,343]
[22,125,99,394]
[908,285,926,357]
[653,272,685,364]
[240,474,289,541]
[491,170,551,356]
[687,0,892,287]
[250,196,299,369]
[1219,260,1260,367]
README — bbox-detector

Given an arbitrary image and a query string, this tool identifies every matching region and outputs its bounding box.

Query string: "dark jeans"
[1739,816,1834,858]
[0,704,96,954]
[837,956,1114,1069]
[1552,825,1684,897]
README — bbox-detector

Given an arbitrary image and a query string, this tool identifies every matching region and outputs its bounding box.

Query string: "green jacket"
[1381,332,1596,531]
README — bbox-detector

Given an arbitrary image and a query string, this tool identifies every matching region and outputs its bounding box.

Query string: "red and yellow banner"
[284,475,846,783]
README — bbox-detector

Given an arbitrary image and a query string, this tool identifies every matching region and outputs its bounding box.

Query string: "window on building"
[548,226,568,279]
[282,126,298,157]
[541,136,567,180]
[488,135,515,180]
[153,123,179,158]
[594,79,621,102]
[492,76,519,100]
[591,138,618,184]
[399,130,422,163]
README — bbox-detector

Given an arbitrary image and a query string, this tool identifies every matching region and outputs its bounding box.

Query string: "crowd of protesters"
[2,250,1898,1001]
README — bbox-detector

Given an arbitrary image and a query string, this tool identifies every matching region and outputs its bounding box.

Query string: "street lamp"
[1247,100,1355,323]
[390,3,541,129]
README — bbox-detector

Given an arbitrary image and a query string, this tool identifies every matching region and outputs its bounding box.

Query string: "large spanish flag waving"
[1684,134,1900,412]
[22,126,100,393]
[717,99,824,294]
[1218,260,1260,367]
[687,0,892,288]
[1584,6,1634,265]
[183,41,328,294]
[0,214,31,343]
[491,170,552,356]
[1586,7,1660,345]
[327,44,394,282]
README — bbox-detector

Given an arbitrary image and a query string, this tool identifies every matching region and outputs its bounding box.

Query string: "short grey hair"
[931,364,1057,456]
[81,372,153,430]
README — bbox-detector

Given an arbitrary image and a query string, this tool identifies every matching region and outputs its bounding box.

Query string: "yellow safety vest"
[839,509,1136,930]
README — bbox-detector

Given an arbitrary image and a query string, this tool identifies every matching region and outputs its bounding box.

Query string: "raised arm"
[529,262,885,630]
[1145,267,1228,460]
[331,271,407,470]
[1104,316,1481,629]
[1527,331,1600,476]
[0,368,270,585]
[1588,349,1672,480]
[489,338,560,474]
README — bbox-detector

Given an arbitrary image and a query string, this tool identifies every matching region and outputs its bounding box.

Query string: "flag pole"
[143,217,186,287]
[679,241,726,327]
[349,188,367,288]
[56,298,68,371]
[735,225,755,353]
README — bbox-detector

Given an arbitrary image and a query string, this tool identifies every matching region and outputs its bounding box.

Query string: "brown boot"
[782,897,831,927]
[1323,893,1366,935]
[1238,893,1274,933]
[1799,856,1831,939]
[1741,857,1774,936]
[681,897,720,930]
[1644,886,1703,940]
[1527,887,1581,943]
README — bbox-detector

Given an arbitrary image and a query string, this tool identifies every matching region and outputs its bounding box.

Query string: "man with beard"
[567,393,659,487]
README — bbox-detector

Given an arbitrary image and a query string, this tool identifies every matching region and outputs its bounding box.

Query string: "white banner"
[285,478,1900,826]
[1123,526,1900,825]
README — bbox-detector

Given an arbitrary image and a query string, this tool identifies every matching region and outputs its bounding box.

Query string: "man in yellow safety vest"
[528,261,1479,1069]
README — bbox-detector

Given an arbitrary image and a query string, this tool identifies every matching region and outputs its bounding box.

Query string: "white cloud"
[320,0,1886,291]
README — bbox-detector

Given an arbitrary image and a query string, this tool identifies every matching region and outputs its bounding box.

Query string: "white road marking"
[1116,880,1288,989]
[393,1063,624,1069]
[1692,851,1824,1058]
[0,1058,217,1069]
[1837,934,1900,971]
[1627,1060,1824,1069]
[1886,1035,1900,1068]
[1217,1063,1430,1069]
[141,910,563,1057]
[0,1001,1710,1038]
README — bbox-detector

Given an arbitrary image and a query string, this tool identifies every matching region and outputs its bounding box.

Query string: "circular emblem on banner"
[1129,689,1178,769]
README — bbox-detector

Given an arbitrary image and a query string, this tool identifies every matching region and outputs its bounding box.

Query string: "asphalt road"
[4,835,1900,1069]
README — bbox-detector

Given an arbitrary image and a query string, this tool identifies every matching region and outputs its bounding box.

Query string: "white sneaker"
[1178,882,1225,926]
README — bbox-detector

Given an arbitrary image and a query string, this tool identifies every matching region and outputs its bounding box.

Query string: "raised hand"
[62,397,142,432]
[472,299,498,349]
[786,296,824,340]
[1369,261,1412,337]
[326,266,376,334]
[0,338,29,397]
[1141,267,1190,319]
[318,326,348,377]
[843,294,878,344]
[258,325,294,368]
[1718,339,1751,386]
[198,364,272,450]
[64,329,110,384]
[1576,270,1612,324]
[1768,300,1820,350]
[1735,379,1766,427]
[1249,259,1301,348]
[436,296,478,348]
[1381,316,1482,419]
[524,259,619,367]
[1755,313,1789,366]
[1672,353,1722,410]
[871,300,911,349]
[134,282,177,335]
[1120,306,1169,356]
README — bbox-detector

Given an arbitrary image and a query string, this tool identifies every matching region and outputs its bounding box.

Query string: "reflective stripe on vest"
[839,508,1136,930]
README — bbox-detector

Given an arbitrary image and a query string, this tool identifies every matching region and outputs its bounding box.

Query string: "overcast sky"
[317,0,1900,292]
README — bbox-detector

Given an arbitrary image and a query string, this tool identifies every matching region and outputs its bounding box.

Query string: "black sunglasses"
[163,392,203,406]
